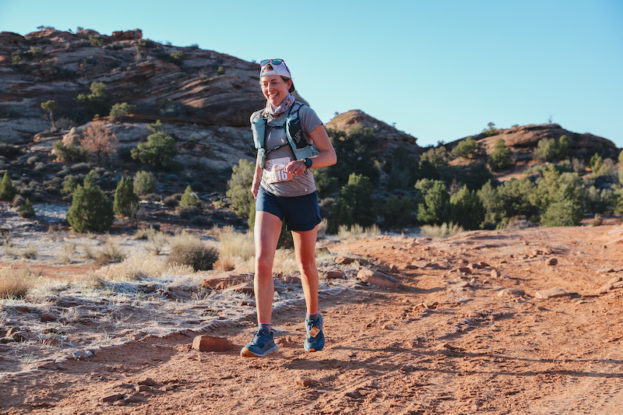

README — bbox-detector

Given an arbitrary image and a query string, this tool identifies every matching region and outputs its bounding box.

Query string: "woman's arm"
[285,124,337,176]
[251,154,263,198]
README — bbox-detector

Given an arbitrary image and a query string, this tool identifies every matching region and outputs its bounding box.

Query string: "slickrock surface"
[2,225,622,414]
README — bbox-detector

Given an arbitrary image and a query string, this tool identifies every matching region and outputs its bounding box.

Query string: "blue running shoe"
[304,314,325,352]
[240,327,278,357]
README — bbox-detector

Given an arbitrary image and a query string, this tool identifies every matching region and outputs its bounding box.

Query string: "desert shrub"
[420,222,464,239]
[0,266,38,298]
[93,253,192,282]
[77,81,109,117]
[451,137,481,159]
[449,162,493,191]
[180,185,200,208]
[383,146,419,190]
[619,150,623,165]
[80,122,118,163]
[169,51,184,63]
[66,176,114,233]
[327,173,376,234]
[534,135,570,162]
[226,159,255,225]
[217,66,225,75]
[18,198,35,218]
[133,170,157,195]
[541,200,583,227]
[420,146,449,170]
[591,214,603,226]
[314,168,339,198]
[584,185,615,215]
[478,179,538,229]
[41,99,57,130]
[62,175,78,195]
[109,102,136,121]
[590,154,616,178]
[0,172,17,201]
[382,195,415,229]
[53,141,87,162]
[482,122,497,137]
[417,180,449,225]
[95,239,126,265]
[29,46,42,57]
[113,177,139,218]
[88,35,103,47]
[168,233,218,271]
[450,186,484,230]
[488,138,512,171]
[336,223,381,241]
[131,127,177,170]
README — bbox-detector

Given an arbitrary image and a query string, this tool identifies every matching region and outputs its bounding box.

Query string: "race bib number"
[264,157,293,184]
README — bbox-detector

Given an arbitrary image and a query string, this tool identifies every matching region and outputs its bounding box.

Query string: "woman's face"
[260,75,292,106]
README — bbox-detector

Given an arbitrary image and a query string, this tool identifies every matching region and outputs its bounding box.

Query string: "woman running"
[241,58,337,357]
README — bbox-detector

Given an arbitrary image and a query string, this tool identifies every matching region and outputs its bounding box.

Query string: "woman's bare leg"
[254,211,282,325]
[292,225,319,315]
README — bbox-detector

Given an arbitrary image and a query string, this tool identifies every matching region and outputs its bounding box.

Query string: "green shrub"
[94,239,126,265]
[420,146,449,170]
[324,127,381,186]
[113,177,139,218]
[18,199,35,218]
[29,46,42,57]
[417,180,449,225]
[541,200,583,227]
[66,177,114,233]
[382,195,415,229]
[109,102,136,121]
[0,172,17,201]
[328,173,376,234]
[88,35,103,47]
[384,146,419,190]
[488,139,512,171]
[534,135,570,162]
[450,186,484,230]
[451,137,481,159]
[482,122,497,137]
[618,150,623,165]
[62,175,78,195]
[180,185,200,208]
[168,233,218,271]
[134,170,157,195]
[170,51,184,63]
[77,81,108,117]
[131,130,177,170]
[53,141,87,162]
[217,66,225,75]
[41,100,57,130]
[226,159,256,225]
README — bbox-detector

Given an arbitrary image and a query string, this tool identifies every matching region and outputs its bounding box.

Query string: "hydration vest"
[251,101,317,168]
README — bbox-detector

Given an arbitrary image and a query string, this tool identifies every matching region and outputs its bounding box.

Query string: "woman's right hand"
[251,181,260,199]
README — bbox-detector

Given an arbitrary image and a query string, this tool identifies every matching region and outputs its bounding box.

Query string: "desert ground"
[1,221,623,414]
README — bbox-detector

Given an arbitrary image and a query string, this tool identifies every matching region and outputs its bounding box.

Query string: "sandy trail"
[1,225,622,414]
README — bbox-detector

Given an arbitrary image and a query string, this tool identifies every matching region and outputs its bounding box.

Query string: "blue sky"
[1,0,622,148]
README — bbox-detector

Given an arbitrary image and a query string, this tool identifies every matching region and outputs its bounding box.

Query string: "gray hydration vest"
[251,101,317,168]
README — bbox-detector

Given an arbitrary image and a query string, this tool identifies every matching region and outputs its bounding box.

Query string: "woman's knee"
[255,255,274,277]
[298,259,317,279]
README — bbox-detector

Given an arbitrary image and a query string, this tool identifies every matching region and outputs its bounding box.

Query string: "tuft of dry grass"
[420,222,464,239]
[0,266,39,299]
[57,242,76,264]
[92,253,193,282]
[215,226,254,260]
[337,224,382,241]
[95,239,127,266]
[21,244,37,260]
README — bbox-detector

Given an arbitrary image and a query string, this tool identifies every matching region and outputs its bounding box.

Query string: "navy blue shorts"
[256,187,322,231]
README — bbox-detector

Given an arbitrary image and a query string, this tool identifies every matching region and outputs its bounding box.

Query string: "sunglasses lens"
[271,59,283,65]
[260,59,270,66]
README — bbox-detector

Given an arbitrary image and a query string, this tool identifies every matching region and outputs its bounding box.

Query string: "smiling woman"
[239,58,337,358]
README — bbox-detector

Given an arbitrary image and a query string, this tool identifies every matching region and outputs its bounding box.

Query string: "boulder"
[200,273,251,290]
[535,288,569,299]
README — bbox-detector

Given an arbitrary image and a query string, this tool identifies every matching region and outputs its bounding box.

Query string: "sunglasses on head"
[260,59,284,66]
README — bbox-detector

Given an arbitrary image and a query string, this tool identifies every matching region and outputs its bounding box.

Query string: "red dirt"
[2,225,623,414]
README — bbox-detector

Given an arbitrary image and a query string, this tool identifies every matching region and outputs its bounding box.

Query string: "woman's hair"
[261,64,295,93]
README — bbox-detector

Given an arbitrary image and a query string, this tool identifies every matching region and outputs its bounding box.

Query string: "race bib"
[264,157,293,184]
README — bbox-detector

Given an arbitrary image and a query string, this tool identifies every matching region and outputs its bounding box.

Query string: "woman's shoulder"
[250,109,265,123]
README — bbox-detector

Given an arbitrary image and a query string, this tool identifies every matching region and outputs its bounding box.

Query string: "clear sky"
[1,0,622,148]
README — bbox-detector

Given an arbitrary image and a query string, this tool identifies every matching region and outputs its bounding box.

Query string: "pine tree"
[66,176,114,233]
[113,177,139,218]
[0,172,17,201]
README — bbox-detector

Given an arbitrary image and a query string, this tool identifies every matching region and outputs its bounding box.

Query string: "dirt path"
[1,225,623,414]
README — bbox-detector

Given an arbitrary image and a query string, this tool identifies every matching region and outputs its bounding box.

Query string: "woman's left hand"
[286,159,307,176]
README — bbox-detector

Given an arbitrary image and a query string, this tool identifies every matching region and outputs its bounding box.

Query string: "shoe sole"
[240,345,278,358]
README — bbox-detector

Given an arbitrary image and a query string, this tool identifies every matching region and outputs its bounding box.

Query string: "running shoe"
[240,326,278,357]
[304,314,325,352]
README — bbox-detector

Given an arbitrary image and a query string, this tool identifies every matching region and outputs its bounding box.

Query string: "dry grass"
[92,253,193,282]
[420,222,464,239]
[56,242,76,264]
[0,266,39,299]
[215,226,254,260]
[21,245,37,260]
[95,239,127,266]
[337,224,382,241]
